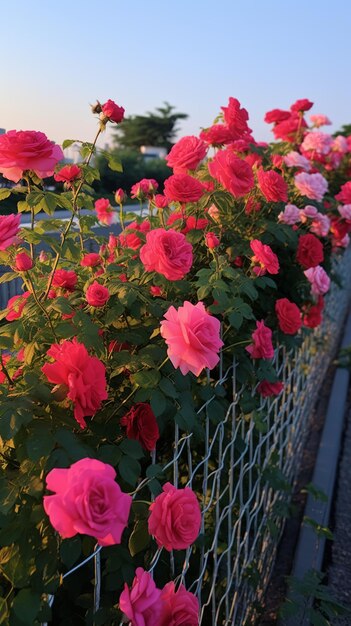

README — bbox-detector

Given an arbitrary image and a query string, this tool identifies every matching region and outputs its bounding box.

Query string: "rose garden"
[0,96,350,625]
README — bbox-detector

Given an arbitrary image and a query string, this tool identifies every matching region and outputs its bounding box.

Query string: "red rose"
[296,234,324,269]
[80,253,102,267]
[257,169,288,202]
[54,164,81,184]
[290,98,314,112]
[14,252,33,271]
[0,130,63,183]
[250,239,279,275]
[275,298,302,334]
[52,269,77,291]
[264,109,291,124]
[0,214,21,251]
[205,232,220,249]
[164,174,204,203]
[208,149,254,198]
[139,228,193,281]
[120,403,160,451]
[303,296,324,328]
[166,135,207,174]
[101,99,125,123]
[130,178,158,200]
[246,320,274,359]
[221,97,251,139]
[257,380,284,397]
[5,291,31,321]
[273,113,307,142]
[335,181,351,204]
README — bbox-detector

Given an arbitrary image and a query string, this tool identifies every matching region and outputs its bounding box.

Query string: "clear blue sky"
[1,0,350,148]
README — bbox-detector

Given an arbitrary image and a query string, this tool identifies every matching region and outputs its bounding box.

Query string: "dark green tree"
[333,123,351,137]
[113,102,188,151]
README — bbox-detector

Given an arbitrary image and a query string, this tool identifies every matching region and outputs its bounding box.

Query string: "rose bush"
[0,94,350,625]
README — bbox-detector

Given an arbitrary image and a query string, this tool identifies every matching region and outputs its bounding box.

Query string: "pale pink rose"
[332,135,349,154]
[166,136,207,174]
[148,482,201,551]
[278,204,301,225]
[301,132,333,155]
[310,114,332,128]
[299,205,319,222]
[283,151,311,172]
[207,204,220,222]
[304,265,330,297]
[86,281,110,307]
[160,301,223,376]
[43,458,132,546]
[0,130,63,182]
[338,204,351,220]
[159,582,199,626]
[310,214,330,237]
[119,568,162,626]
[294,172,328,201]
[246,321,274,359]
[0,213,21,250]
[42,338,108,429]
[140,228,193,281]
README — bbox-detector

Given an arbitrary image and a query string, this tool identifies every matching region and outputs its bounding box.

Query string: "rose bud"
[205,232,220,249]
[114,188,126,204]
[15,252,33,271]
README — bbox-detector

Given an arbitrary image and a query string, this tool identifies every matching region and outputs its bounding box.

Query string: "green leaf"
[0,271,18,285]
[145,464,164,479]
[0,544,34,587]
[228,311,243,329]
[106,153,123,173]
[12,588,41,623]
[62,139,78,150]
[0,188,11,201]
[0,398,34,440]
[128,519,150,556]
[26,423,55,461]
[118,456,141,486]
[60,536,82,568]
[150,389,166,416]
[119,439,144,459]
[159,377,179,399]
[130,369,161,388]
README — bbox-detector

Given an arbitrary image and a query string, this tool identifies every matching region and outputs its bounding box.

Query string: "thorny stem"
[43,129,102,299]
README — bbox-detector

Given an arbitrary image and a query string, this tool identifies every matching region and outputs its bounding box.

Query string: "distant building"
[140,146,167,160]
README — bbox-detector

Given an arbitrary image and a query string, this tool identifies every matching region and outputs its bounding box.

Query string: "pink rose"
[154,194,168,209]
[94,198,115,225]
[164,174,204,203]
[80,253,102,267]
[283,151,311,171]
[159,582,199,626]
[52,269,77,291]
[304,265,330,296]
[5,291,31,321]
[0,213,21,250]
[140,228,193,280]
[166,136,207,173]
[54,164,81,184]
[205,232,220,249]
[148,482,201,551]
[86,281,110,307]
[208,150,254,198]
[257,169,288,202]
[273,113,307,142]
[160,301,223,376]
[294,172,328,201]
[43,458,131,546]
[131,178,159,200]
[250,240,279,275]
[301,132,333,156]
[0,130,63,182]
[101,99,125,123]
[278,204,301,225]
[338,204,351,220]
[246,321,274,359]
[119,568,162,626]
[221,97,251,139]
[310,213,330,237]
[310,114,332,128]
[264,109,291,124]
[14,252,33,271]
[42,338,108,428]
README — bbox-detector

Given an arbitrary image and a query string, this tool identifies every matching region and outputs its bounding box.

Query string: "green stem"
[26,272,58,341]
[43,128,102,300]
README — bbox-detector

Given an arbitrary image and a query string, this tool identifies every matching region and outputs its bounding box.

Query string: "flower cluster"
[0,94,350,624]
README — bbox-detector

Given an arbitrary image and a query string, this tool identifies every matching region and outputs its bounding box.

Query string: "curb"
[281,309,351,625]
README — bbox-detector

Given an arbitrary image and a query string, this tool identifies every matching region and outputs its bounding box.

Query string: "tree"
[333,123,351,137]
[113,102,188,151]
